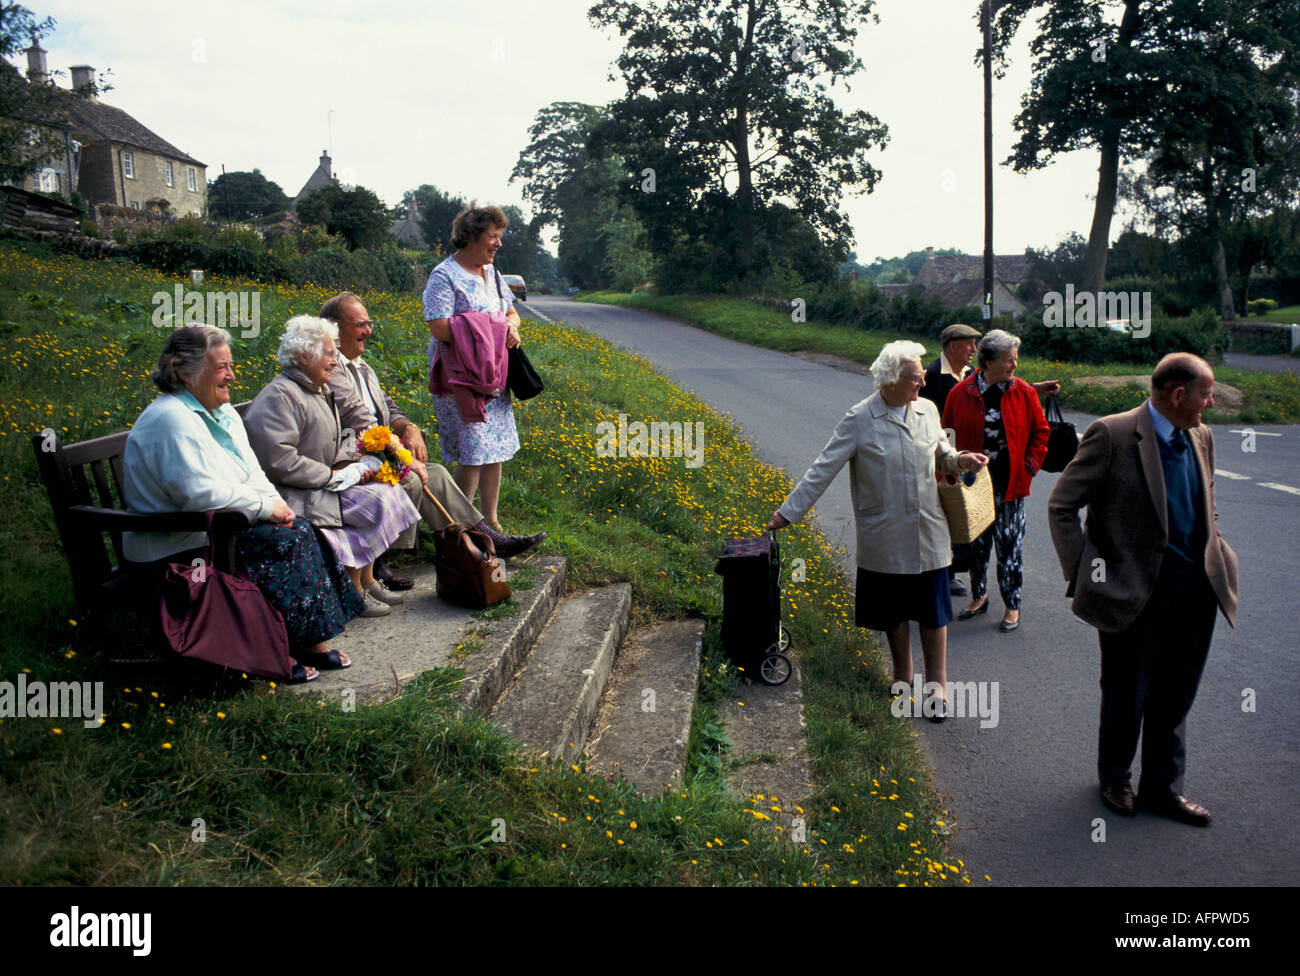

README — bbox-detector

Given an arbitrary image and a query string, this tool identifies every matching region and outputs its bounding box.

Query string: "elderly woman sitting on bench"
[122,325,365,682]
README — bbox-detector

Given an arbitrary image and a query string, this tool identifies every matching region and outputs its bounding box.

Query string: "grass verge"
[2,243,965,885]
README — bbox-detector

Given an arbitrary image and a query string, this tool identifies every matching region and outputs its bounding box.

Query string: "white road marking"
[1215,469,1252,480]
[521,303,556,324]
[1259,482,1300,496]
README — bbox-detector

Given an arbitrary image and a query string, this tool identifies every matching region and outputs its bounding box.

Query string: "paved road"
[1223,351,1298,375]
[525,294,1300,886]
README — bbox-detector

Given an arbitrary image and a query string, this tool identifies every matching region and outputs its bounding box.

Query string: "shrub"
[1248,298,1279,315]
[375,248,418,292]
[126,238,213,274]
[298,223,345,255]
[160,216,211,243]
[206,243,278,281]
[1019,306,1227,365]
[215,224,265,252]
[288,247,391,291]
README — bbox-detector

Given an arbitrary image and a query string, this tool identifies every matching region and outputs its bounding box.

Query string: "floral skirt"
[433,390,520,466]
[236,517,366,652]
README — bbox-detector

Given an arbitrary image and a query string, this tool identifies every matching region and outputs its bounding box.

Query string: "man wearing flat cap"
[921,323,983,418]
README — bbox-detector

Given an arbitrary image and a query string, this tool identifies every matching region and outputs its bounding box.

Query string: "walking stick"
[422,484,454,524]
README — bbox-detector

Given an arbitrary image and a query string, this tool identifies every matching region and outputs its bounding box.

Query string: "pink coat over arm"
[428,311,509,423]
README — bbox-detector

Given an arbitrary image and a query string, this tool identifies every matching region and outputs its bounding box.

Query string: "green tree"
[588,0,888,286]
[989,0,1300,297]
[207,169,290,221]
[0,3,102,188]
[512,101,652,289]
[295,183,392,251]
[406,183,466,253]
[494,203,545,280]
[1119,60,1300,319]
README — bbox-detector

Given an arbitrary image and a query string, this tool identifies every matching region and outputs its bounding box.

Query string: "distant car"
[501,274,527,302]
[567,286,580,296]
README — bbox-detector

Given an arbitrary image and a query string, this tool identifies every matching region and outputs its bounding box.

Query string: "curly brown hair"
[450,204,508,250]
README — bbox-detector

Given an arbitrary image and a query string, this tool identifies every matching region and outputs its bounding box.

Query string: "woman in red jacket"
[941,330,1051,632]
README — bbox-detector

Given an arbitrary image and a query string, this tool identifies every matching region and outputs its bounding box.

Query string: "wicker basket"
[937,466,995,544]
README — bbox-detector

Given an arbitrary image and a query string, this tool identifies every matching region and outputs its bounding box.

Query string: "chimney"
[25,37,48,84]
[926,246,935,259]
[69,65,97,100]
[319,150,331,175]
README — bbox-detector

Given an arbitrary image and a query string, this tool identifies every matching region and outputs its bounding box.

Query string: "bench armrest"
[67,506,253,534]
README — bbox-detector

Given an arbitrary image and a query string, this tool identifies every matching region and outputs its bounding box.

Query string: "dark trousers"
[1097,563,1216,797]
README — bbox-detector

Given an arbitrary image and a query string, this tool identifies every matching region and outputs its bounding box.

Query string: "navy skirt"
[236,517,366,652]
[855,566,953,630]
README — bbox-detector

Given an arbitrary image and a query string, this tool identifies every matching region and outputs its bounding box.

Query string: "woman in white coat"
[768,340,987,720]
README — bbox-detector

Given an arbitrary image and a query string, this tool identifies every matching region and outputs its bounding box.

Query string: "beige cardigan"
[778,392,964,574]
[243,366,368,528]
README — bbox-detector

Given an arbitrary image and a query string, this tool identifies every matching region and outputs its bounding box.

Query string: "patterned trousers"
[964,495,1026,609]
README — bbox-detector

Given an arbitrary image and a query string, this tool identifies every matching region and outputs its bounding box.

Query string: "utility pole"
[982,0,1008,323]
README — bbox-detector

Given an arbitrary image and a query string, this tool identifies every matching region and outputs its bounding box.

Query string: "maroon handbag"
[157,512,293,680]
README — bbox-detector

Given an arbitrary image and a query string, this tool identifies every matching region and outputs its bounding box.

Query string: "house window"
[164,161,174,187]
[38,170,58,193]
[123,151,135,179]
[130,201,139,210]
[187,167,196,192]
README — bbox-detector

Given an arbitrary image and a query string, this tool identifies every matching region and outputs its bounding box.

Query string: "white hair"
[870,340,928,387]
[977,329,1020,369]
[277,315,338,369]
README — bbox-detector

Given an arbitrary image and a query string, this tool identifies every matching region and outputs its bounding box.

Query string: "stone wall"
[95,204,173,237]
[1224,320,1299,353]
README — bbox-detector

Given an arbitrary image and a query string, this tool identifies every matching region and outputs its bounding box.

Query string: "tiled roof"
[915,253,1030,286]
[58,93,205,167]
[294,164,333,203]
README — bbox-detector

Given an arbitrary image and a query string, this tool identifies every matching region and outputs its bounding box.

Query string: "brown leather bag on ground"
[423,486,511,609]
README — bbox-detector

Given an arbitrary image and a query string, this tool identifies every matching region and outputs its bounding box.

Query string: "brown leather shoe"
[1138,792,1212,827]
[373,555,414,591]
[1101,782,1137,817]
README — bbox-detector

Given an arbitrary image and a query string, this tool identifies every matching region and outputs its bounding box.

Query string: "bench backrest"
[32,400,253,612]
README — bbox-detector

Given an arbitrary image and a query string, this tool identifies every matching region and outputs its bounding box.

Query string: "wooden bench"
[32,401,254,625]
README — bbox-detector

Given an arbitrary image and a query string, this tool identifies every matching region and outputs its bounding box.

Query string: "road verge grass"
[578,291,1300,424]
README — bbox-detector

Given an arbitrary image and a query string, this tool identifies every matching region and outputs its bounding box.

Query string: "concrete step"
[284,554,565,707]
[587,620,704,795]
[718,664,813,817]
[490,583,632,764]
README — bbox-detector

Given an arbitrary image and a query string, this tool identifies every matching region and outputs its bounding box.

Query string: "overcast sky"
[27,0,1124,261]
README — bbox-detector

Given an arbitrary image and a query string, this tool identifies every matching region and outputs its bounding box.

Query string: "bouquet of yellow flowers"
[357,425,414,486]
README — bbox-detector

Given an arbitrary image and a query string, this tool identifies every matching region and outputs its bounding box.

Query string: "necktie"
[1171,429,1188,454]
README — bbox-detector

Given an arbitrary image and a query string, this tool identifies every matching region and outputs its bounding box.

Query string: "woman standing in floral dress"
[422,204,522,532]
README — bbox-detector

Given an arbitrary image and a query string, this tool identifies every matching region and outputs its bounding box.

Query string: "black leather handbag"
[489,265,544,401]
[1041,395,1078,472]
[507,346,544,400]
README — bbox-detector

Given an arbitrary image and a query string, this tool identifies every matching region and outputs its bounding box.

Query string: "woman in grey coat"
[245,316,420,618]
[768,340,988,721]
